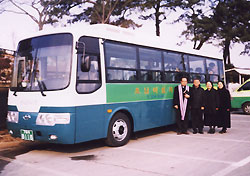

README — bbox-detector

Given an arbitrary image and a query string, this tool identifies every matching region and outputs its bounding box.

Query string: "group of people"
[173,76,231,135]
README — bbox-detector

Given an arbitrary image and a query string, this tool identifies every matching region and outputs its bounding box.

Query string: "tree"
[215,0,250,64]
[177,0,216,49]
[56,0,140,29]
[0,0,6,13]
[2,0,66,30]
[138,0,182,36]
[179,0,250,65]
[240,42,250,56]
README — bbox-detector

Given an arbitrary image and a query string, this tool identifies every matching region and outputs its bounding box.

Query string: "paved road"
[0,113,250,176]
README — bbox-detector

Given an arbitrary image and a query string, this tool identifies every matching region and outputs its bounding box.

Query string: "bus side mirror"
[81,55,91,72]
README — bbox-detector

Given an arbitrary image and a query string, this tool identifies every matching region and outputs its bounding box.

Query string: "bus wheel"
[105,112,131,147]
[242,102,250,115]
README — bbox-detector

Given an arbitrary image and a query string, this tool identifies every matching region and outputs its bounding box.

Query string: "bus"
[7,24,225,146]
[231,79,250,115]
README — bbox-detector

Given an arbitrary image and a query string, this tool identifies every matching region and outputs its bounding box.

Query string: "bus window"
[139,48,162,81]
[105,42,137,69]
[208,75,219,82]
[163,52,188,72]
[76,37,101,93]
[11,34,73,92]
[206,59,219,74]
[77,55,101,93]
[105,42,137,81]
[189,56,206,74]
[189,74,206,83]
[218,60,224,81]
[206,58,219,82]
[164,72,178,82]
[107,69,137,81]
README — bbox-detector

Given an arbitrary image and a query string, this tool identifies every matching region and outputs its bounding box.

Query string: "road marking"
[159,133,250,144]
[116,147,234,165]
[212,155,250,176]
[0,155,77,176]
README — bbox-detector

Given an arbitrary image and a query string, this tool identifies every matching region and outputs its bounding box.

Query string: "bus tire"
[242,102,250,115]
[105,112,131,147]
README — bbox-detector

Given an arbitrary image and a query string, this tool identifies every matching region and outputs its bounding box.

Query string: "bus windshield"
[10,33,73,92]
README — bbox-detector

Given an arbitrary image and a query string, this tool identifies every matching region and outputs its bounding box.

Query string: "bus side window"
[218,60,224,81]
[164,52,188,72]
[139,48,162,82]
[238,82,250,91]
[77,55,101,93]
[105,42,137,82]
[76,36,101,94]
[163,51,189,82]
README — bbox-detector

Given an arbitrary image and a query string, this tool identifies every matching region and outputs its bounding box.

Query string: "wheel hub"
[244,105,250,113]
[112,119,128,141]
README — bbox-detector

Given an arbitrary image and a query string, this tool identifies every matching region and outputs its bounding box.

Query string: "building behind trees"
[0,48,14,130]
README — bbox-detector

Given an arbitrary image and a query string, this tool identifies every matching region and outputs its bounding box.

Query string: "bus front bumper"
[7,112,76,144]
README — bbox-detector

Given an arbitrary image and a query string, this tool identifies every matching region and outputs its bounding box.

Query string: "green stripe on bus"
[106,83,177,103]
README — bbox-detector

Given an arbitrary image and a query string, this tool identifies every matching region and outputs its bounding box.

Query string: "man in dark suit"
[173,77,191,135]
[190,78,204,134]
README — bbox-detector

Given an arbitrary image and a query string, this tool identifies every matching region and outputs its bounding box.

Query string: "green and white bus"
[231,79,250,115]
[7,24,224,146]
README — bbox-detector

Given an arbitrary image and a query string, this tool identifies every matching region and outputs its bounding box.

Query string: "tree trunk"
[223,38,231,65]
[155,2,160,36]
[195,41,204,50]
[38,23,43,31]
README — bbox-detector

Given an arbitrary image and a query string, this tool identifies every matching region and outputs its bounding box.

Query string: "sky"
[0,6,249,69]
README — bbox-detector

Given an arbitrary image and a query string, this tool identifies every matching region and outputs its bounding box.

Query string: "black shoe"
[208,128,212,134]
[193,129,198,134]
[182,131,189,135]
[211,128,215,134]
[219,130,224,134]
[198,130,204,134]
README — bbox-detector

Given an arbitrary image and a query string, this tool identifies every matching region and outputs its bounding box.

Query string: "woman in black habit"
[204,81,219,134]
[217,81,231,133]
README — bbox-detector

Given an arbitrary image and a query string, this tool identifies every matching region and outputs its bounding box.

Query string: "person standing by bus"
[204,81,219,134]
[173,77,191,135]
[217,81,231,133]
[190,78,205,134]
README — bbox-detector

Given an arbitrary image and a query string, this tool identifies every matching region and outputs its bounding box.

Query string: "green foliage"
[55,0,141,29]
[177,0,210,49]
[179,0,250,64]
[138,0,182,36]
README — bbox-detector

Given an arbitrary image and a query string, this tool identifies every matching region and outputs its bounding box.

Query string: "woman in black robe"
[204,81,219,134]
[217,81,231,133]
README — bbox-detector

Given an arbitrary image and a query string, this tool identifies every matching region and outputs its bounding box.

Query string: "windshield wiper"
[13,90,17,96]
[13,84,23,96]
[37,80,47,97]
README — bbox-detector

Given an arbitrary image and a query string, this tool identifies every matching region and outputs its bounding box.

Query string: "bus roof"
[20,24,222,60]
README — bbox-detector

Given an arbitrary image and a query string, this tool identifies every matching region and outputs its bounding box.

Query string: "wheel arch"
[241,101,250,108]
[242,101,250,114]
[104,107,134,138]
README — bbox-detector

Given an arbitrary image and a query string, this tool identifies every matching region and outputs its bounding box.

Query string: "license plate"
[20,129,34,141]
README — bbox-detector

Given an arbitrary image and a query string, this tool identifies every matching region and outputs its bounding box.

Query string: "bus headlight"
[36,113,70,126]
[7,111,19,123]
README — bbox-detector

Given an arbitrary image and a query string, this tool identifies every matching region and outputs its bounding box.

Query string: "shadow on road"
[0,124,177,156]
[0,124,177,172]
